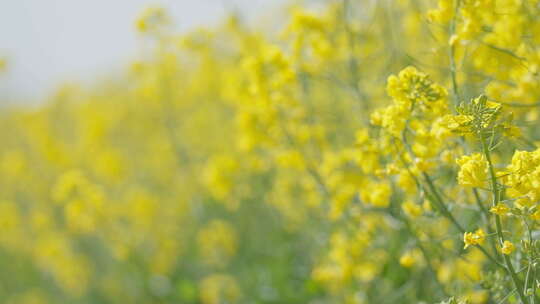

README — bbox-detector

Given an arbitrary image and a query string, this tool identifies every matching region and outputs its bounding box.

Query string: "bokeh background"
[0,0,284,102]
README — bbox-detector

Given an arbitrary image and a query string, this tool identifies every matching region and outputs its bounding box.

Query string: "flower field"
[2,1,540,303]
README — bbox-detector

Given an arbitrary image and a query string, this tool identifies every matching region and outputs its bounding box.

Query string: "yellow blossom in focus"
[440,114,474,134]
[505,149,540,207]
[463,229,485,249]
[490,203,510,216]
[386,66,447,111]
[456,153,488,188]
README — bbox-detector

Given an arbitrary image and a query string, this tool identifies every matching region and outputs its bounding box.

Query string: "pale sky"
[0,0,285,103]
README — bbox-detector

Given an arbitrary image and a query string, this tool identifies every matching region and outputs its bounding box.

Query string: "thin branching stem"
[480,132,528,304]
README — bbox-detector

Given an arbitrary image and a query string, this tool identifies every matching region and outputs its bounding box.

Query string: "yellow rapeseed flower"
[463,229,486,249]
[501,241,515,255]
[456,153,488,188]
[490,203,510,216]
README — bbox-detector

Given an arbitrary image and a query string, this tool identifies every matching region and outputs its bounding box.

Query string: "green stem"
[400,128,503,268]
[523,216,539,303]
[422,172,504,268]
[532,265,537,304]
[480,132,528,304]
[473,188,501,261]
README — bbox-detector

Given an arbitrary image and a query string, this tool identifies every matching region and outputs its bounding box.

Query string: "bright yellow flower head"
[456,153,488,188]
[501,241,515,255]
[490,203,510,216]
[505,149,540,207]
[386,66,447,111]
[463,229,486,249]
[440,114,474,135]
